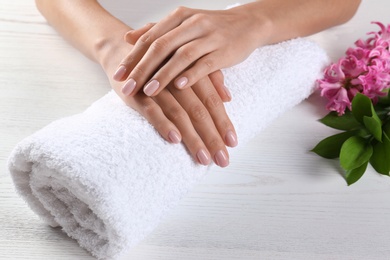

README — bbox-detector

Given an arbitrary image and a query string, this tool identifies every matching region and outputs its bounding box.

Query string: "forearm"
[35,0,131,70]
[244,0,361,46]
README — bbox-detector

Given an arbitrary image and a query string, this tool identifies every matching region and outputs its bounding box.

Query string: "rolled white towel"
[8,38,328,260]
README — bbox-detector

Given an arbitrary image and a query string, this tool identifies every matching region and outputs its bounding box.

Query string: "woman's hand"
[112,5,268,97]
[34,0,361,167]
[104,41,237,167]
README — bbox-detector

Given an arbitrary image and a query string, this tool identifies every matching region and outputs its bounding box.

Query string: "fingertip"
[144,79,160,96]
[196,149,211,166]
[223,85,232,101]
[168,130,182,144]
[121,78,136,96]
[225,130,238,147]
[113,65,127,81]
[124,30,132,38]
[214,150,229,167]
[220,95,230,103]
[125,31,137,44]
[175,76,189,89]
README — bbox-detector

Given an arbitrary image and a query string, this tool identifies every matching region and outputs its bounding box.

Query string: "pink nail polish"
[113,65,127,81]
[176,77,188,89]
[122,78,136,96]
[225,130,238,147]
[214,150,229,167]
[168,130,181,144]
[197,149,211,166]
[223,85,232,100]
[144,80,160,96]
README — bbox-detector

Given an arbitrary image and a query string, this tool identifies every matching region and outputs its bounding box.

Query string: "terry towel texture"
[8,38,328,259]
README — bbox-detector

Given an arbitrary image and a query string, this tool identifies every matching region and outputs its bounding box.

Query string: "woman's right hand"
[101,40,237,167]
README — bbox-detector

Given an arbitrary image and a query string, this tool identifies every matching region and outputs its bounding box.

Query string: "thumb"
[124,22,156,44]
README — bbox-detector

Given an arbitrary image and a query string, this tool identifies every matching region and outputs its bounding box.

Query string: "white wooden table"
[1,1,390,259]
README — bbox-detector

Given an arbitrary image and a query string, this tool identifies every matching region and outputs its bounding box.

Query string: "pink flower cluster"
[318,22,390,115]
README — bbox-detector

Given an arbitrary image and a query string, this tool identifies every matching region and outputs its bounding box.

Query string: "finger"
[113,23,157,82]
[113,46,146,82]
[118,7,203,96]
[112,26,156,82]
[113,7,193,83]
[153,88,212,165]
[123,23,206,97]
[174,51,222,92]
[169,84,230,167]
[145,38,216,96]
[124,23,156,45]
[192,76,238,149]
[208,70,232,102]
[120,90,182,144]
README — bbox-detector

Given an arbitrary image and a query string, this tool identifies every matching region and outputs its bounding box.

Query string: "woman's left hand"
[112,5,269,97]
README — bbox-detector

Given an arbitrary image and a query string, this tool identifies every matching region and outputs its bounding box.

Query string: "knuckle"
[151,38,170,54]
[122,56,134,66]
[132,66,147,78]
[207,138,223,149]
[220,120,232,132]
[192,13,205,21]
[189,104,209,123]
[167,106,187,122]
[139,34,151,45]
[172,6,189,17]
[145,22,155,28]
[203,58,214,69]
[178,47,194,62]
[204,93,222,110]
[191,13,211,27]
[141,102,159,117]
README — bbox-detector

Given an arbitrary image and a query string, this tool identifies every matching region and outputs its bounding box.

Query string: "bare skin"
[35,0,235,167]
[35,0,360,167]
[114,0,361,97]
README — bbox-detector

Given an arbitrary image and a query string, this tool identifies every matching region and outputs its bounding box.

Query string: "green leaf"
[351,93,383,141]
[375,108,390,119]
[370,132,390,175]
[340,136,373,170]
[319,111,361,130]
[363,116,382,142]
[384,121,390,137]
[352,93,373,124]
[378,89,390,106]
[345,161,368,185]
[311,131,357,159]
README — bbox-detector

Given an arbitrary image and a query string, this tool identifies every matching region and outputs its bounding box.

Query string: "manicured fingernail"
[223,85,232,100]
[144,80,160,96]
[168,130,181,144]
[225,130,238,147]
[214,150,229,167]
[175,77,188,89]
[113,65,127,81]
[122,78,136,96]
[197,149,211,166]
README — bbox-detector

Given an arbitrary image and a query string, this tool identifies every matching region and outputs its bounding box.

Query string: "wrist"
[234,3,274,47]
[96,36,133,76]
[93,25,132,71]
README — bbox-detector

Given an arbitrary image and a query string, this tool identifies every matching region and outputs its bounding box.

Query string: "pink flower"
[317,21,390,116]
[325,87,351,115]
[341,51,368,77]
[322,59,345,83]
[317,61,352,115]
[369,22,390,48]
